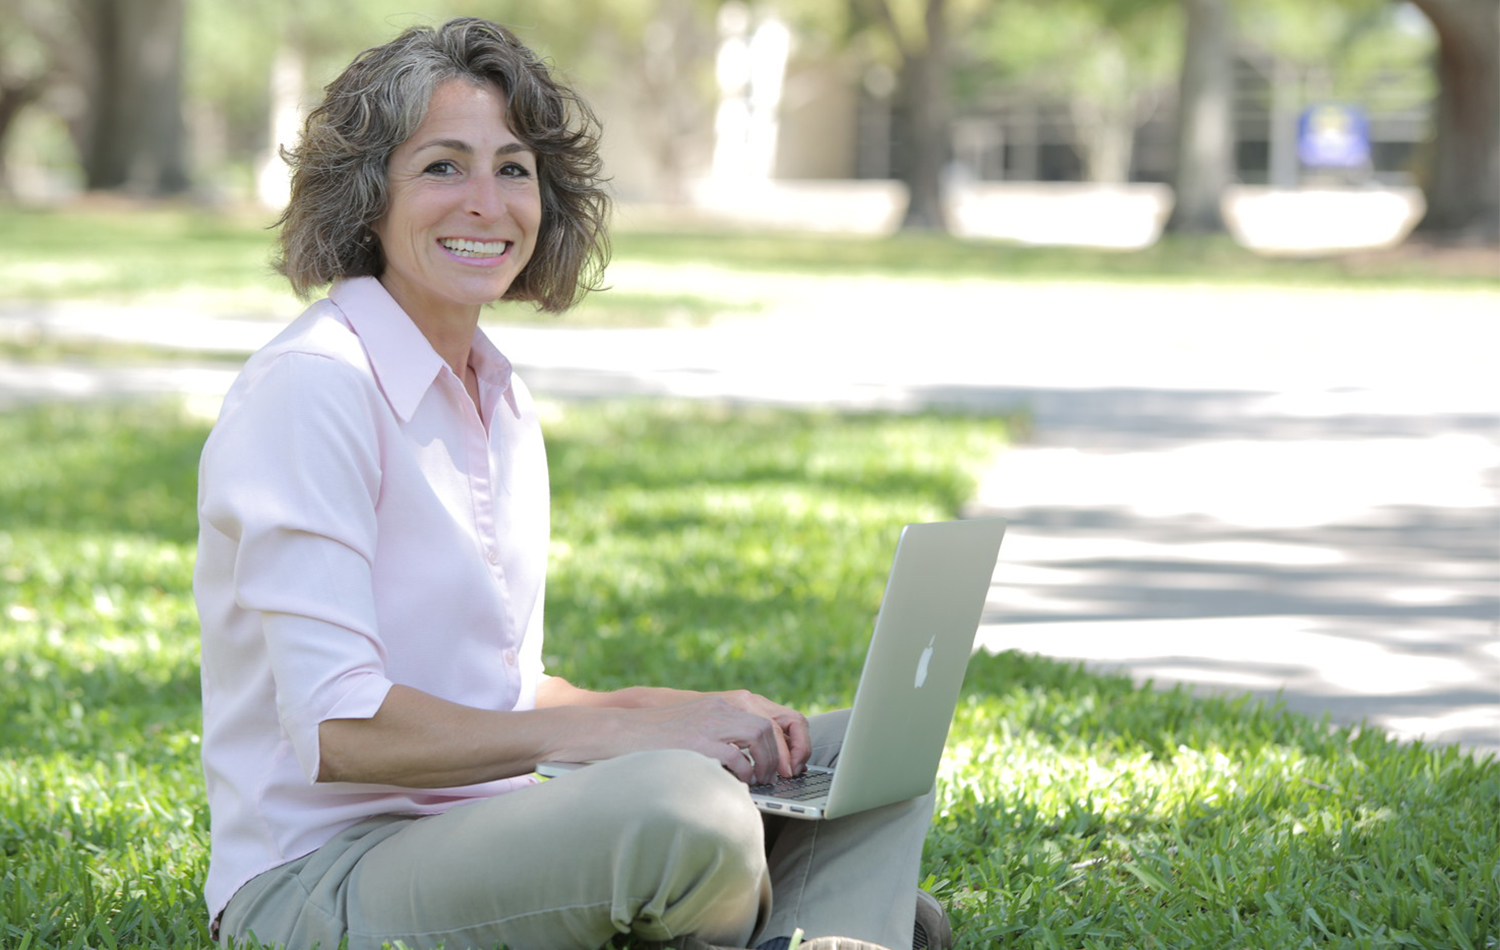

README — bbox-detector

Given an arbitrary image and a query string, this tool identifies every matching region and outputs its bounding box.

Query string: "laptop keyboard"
[751,769,834,801]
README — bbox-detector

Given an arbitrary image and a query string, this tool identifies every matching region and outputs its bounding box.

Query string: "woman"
[196,18,950,950]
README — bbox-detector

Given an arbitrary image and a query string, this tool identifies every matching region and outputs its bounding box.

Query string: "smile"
[440,238,511,258]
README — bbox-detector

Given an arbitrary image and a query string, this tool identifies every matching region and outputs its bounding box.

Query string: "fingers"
[717,691,811,779]
[768,724,792,779]
[750,730,781,784]
[716,716,781,785]
[777,711,812,777]
[739,715,804,783]
[632,692,807,785]
[722,740,776,785]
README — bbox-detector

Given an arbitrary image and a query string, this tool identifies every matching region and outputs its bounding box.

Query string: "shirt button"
[503,649,518,666]
[486,548,499,565]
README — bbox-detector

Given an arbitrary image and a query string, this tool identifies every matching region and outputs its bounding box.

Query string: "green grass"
[1,397,1496,949]
[0,206,290,310]
[0,404,209,949]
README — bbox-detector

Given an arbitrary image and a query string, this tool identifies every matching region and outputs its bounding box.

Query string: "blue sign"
[1298,104,1371,168]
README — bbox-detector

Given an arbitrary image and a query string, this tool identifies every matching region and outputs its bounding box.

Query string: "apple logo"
[914,634,936,688]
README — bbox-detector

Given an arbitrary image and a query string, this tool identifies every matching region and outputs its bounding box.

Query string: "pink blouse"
[194,277,550,922]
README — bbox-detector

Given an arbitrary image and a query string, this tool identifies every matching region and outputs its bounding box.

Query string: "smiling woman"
[193,16,945,950]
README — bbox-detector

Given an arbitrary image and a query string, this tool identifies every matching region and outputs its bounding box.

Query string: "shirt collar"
[469,324,522,420]
[328,277,520,422]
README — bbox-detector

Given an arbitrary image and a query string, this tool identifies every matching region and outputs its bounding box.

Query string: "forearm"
[535,675,702,710]
[317,684,617,788]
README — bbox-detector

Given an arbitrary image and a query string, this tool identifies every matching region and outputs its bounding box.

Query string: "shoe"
[913,890,954,950]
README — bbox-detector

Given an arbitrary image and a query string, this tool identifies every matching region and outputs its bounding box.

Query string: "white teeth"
[441,238,509,257]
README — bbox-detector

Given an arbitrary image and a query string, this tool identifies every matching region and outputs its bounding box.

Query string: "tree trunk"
[75,0,191,195]
[1408,0,1500,244]
[894,0,952,232]
[1071,42,1138,185]
[0,77,46,192]
[1165,0,1234,233]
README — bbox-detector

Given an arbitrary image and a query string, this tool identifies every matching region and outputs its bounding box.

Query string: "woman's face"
[373,79,541,324]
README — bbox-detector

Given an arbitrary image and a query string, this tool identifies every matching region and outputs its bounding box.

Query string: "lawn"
[1,397,1496,949]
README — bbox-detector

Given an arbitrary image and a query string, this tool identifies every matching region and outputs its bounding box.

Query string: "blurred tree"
[0,0,73,194]
[1164,0,1234,232]
[74,0,192,194]
[231,0,400,206]
[972,0,1178,183]
[185,0,281,200]
[1059,2,1179,184]
[1406,0,1499,242]
[193,0,724,206]
[1239,0,1418,79]
[848,0,963,231]
[557,0,723,203]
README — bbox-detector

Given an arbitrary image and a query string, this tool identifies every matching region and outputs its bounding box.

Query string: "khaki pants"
[220,710,932,950]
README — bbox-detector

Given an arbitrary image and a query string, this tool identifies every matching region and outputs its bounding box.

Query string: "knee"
[602,750,763,868]
[596,751,768,937]
[612,749,761,836]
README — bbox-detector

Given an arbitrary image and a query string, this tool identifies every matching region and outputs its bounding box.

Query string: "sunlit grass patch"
[931,652,1500,948]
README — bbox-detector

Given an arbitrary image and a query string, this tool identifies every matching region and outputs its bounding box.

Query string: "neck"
[425,314,483,420]
[422,318,478,382]
[376,276,481,380]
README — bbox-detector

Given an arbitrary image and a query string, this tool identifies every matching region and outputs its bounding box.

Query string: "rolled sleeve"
[201,352,394,781]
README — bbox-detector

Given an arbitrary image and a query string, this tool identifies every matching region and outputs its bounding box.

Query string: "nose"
[466,173,508,219]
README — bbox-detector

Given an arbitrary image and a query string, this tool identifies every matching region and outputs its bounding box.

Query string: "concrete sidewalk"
[2,276,1497,757]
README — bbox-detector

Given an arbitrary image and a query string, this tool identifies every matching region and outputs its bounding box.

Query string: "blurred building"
[852,55,1428,189]
[669,10,1432,249]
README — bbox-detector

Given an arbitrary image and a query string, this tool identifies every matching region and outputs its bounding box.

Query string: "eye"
[423,160,459,176]
[499,161,533,179]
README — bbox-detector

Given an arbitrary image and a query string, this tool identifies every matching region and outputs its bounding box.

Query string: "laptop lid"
[817,516,1005,819]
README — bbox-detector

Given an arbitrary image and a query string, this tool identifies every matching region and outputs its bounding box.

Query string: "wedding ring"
[738,745,756,769]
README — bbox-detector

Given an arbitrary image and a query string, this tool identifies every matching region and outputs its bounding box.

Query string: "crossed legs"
[220,711,932,950]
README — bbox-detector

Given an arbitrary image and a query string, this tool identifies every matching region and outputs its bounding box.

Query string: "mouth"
[439,237,512,259]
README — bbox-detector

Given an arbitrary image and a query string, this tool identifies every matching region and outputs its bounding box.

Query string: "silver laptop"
[537,517,1006,820]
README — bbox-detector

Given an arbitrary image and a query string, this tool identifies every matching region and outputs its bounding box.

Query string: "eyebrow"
[412,139,534,158]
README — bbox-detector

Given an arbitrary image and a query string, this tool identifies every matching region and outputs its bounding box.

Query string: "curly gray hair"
[274,17,611,312]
